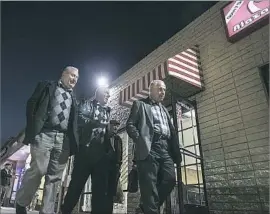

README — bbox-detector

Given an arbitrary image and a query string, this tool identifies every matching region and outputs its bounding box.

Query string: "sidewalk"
[0,207,38,214]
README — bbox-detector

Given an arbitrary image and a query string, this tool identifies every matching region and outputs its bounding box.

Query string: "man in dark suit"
[0,163,13,206]
[126,80,181,214]
[61,87,113,214]
[16,66,79,214]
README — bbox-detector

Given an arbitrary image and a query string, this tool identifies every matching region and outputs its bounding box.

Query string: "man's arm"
[77,100,105,130]
[6,171,12,178]
[26,81,48,121]
[77,100,93,129]
[1,169,5,178]
[126,100,140,141]
[1,169,11,178]
[163,106,182,164]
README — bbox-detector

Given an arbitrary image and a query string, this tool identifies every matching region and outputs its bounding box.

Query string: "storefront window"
[167,100,206,212]
[8,153,45,210]
[177,102,205,205]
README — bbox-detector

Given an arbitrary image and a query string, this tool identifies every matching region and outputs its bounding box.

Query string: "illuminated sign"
[221,0,269,42]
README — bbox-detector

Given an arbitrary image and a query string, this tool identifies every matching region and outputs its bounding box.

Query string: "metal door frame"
[167,91,209,213]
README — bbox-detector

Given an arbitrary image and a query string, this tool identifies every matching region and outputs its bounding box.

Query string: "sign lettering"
[221,0,269,42]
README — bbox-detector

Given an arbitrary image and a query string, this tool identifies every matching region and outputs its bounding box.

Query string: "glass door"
[165,97,207,214]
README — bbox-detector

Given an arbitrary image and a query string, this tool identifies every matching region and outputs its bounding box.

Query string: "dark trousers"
[62,144,113,214]
[137,138,176,214]
[106,165,120,213]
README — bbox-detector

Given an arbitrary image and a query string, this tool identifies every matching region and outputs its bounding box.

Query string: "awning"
[119,45,204,107]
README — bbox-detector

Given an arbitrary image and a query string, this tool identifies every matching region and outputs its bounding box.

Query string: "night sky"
[1,1,217,143]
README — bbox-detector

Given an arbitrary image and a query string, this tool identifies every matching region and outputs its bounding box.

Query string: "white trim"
[175,54,201,67]
[168,58,200,73]
[186,48,197,55]
[168,64,201,78]
[181,51,197,60]
[168,71,202,87]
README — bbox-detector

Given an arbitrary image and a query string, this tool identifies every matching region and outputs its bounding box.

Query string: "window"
[9,155,45,210]
[176,103,205,206]
[167,100,206,211]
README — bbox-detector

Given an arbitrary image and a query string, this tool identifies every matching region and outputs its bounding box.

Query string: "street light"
[97,76,109,87]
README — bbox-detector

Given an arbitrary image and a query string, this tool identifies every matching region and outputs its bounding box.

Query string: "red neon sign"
[221,0,269,42]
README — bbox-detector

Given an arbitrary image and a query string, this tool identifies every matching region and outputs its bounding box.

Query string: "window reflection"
[9,154,45,210]
[168,101,205,207]
[184,155,196,165]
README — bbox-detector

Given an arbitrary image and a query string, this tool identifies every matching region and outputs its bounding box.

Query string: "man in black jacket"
[0,163,13,206]
[16,66,79,214]
[61,87,114,214]
[126,80,181,214]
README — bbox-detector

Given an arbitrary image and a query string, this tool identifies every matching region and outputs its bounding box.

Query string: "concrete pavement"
[0,207,38,214]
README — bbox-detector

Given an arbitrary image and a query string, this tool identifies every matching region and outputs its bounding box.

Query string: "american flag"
[119,45,203,107]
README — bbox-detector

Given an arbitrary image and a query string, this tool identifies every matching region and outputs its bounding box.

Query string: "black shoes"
[16,203,27,214]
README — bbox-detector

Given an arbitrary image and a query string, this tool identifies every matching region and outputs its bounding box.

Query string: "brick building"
[102,1,269,214]
[64,1,269,214]
[114,1,267,213]
[2,1,268,214]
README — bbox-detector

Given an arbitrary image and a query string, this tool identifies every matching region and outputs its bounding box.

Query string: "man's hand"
[108,129,117,138]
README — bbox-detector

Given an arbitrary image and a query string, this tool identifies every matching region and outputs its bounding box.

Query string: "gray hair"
[149,80,165,93]
[94,86,109,98]
[63,66,79,73]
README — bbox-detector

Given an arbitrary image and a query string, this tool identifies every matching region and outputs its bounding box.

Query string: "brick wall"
[193,3,269,214]
[91,2,269,213]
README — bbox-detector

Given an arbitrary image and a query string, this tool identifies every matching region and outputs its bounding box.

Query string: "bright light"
[97,76,109,87]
